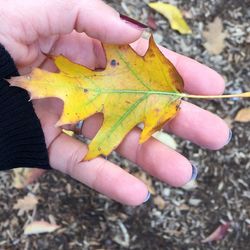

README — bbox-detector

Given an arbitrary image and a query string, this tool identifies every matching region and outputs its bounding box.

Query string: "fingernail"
[227,129,232,144]
[120,14,148,30]
[143,192,151,203]
[190,165,198,181]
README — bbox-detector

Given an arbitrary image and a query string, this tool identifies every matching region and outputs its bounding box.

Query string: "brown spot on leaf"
[110,59,119,67]
[84,89,88,93]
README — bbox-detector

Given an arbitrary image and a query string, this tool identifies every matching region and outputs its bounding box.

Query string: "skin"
[0,0,230,205]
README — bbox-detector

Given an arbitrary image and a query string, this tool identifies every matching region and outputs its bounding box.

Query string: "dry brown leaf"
[202,223,230,243]
[133,172,156,195]
[24,221,60,235]
[178,204,190,211]
[12,168,45,189]
[13,193,38,216]
[224,116,234,129]
[203,17,227,55]
[234,108,250,122]
[153,195,166,209]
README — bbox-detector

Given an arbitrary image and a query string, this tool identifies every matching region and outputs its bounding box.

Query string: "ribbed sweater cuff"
[0,45,51,170]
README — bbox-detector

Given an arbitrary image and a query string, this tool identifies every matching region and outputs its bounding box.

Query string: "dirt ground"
[0,0,250,249]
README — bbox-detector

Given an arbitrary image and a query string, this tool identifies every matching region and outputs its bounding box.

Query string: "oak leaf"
[203,17,227,55]
[9,36,250,160]
[10,36,183,160]
[13,193,38,216]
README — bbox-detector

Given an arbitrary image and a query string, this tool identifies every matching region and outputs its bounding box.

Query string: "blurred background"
[0,0,249,249]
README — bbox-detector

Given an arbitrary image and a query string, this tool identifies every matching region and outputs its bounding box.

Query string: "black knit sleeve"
[0,45,51,170]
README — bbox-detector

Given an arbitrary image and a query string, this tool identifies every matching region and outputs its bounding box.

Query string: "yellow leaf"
[10,36,183,160]
[62,129,74,136]
[9,36,250,161]
[148,2,192,34]
[234,108,250,122]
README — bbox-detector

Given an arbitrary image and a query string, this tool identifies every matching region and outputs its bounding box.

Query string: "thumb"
[72,0,148,44]
[25,0,147,44]
[1,0,147,68]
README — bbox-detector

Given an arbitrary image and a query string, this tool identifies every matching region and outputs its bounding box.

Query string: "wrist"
[0,45,50,171]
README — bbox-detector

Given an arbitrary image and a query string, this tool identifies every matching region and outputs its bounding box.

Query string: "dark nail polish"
[120,14,148,29]
[227,129,232,144]
[143,192,151,203]
[190,165,198,181]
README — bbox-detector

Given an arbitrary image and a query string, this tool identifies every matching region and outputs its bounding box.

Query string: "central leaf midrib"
[83,87,181,97]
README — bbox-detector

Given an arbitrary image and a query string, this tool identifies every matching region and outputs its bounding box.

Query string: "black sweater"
[0,45,50,170]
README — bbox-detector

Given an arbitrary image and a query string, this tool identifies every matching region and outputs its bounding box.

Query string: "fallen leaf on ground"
[223,116,233,129]
[202,223,230,243]
[182,179,198,190]
[134,172,156,195]
[148,2,192,34]
[203,17,227,55]
[13,193,38,216]
[153,131,177,149]
[12,168,45,189]
[24,221,60,235]
[234,108,250,122]
[153,195,166,209]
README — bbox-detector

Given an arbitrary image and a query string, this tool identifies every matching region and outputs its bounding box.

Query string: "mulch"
[0,0,249,249]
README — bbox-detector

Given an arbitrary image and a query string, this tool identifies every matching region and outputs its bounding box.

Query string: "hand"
[0,0,230,205]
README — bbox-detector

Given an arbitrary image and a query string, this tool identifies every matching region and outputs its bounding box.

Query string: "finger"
[34,99,149,205]
[48,132,148,206]
[116,128,194,187]
[69,115,193,187]
[131,38,225,95]
[164,101,230,150]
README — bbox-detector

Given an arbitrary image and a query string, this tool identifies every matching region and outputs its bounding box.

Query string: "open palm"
[0,0,230,205]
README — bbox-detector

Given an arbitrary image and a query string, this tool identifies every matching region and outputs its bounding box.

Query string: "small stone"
[188,198,202,206]
[162,188,171,197]
[153,33,163,44]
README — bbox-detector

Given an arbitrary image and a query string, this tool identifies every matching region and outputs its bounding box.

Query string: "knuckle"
[65,146,83,176]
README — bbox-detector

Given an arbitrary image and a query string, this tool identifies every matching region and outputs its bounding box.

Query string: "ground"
[0,0,250,249]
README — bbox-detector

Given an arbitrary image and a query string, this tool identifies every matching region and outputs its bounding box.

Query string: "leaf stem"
[182,92,250,99]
